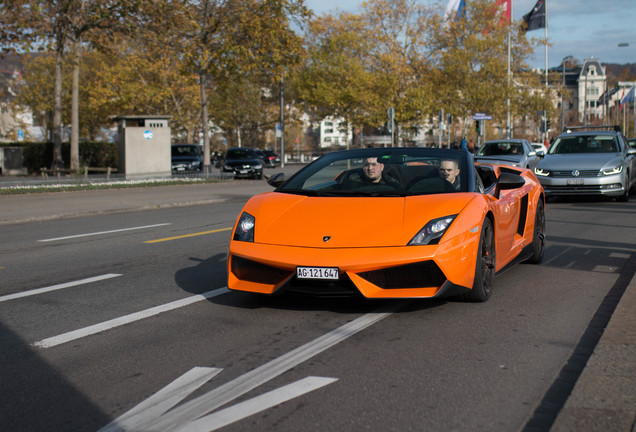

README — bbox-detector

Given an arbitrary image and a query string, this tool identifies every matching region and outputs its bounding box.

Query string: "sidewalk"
[551,271,636,432]
[1,176,635,431]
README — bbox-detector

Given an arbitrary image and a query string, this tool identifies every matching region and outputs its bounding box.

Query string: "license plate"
[567,179,584,185]
[296,267,339,280]
[239,170,248,174]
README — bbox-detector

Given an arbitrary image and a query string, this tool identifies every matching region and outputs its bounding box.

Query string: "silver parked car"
[534,127,636,201]
[474,139,541,170]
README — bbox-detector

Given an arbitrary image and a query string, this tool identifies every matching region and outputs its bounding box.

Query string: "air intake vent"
[231,255,292,285]
[358,261,446,289]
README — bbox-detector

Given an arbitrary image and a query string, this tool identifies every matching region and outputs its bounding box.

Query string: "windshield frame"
[276,148,473,197]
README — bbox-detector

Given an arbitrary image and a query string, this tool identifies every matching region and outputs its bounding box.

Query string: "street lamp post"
[561,55,574,132]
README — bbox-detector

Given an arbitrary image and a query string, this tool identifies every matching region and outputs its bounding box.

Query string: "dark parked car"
[474,139,541,171]
[255,149,273,168]
[262,149,280,167]
[534,126,636,201]
[221,148,263,179]
[171,144,202,172]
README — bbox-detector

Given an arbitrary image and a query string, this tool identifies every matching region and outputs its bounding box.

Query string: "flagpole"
[544,0,548,87]
[506,0,512,139]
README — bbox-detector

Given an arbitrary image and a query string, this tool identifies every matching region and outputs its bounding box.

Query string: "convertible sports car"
[228,148,545,302]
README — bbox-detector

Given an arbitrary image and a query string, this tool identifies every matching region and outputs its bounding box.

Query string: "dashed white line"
[37,223,172,242]
[0,273,122,303]
[33,287,230,348]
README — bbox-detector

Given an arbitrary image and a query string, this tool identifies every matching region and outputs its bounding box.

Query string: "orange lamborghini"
[228,148,545,301]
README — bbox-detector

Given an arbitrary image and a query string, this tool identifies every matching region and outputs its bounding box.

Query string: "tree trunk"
[52,42,64,170]
[200,73,211,172]
[70,38,81,172]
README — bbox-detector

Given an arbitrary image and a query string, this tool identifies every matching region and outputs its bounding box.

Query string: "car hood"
[538,153,623,170]
[225,158,261,165]
[474,155,522,164]
[172,156,201,162]
[242,192,473,248]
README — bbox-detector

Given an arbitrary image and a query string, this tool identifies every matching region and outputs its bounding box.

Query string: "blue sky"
[304,0,636,70]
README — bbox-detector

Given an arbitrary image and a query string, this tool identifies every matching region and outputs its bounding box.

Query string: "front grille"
[551,170,600,178]
[231,255,292,285]
[548,184,620,192]
[358,261,446,289]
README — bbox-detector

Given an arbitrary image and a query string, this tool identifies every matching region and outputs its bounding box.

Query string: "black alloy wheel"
[462,218,496,302]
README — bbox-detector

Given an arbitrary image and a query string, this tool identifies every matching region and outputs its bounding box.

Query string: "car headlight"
[601,165,623,175]
[408,215,457,246]
[534,167,550,177]
[253,163,263,169]
[233,212,255,242]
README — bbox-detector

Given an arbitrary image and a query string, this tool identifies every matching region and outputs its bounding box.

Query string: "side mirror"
[495,172,525,198]
[266,172,286,188]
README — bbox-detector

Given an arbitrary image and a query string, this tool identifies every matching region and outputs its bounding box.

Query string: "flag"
[444,0,466,22]
[496,0,511,24]
[620,86,635,105]
[523,0,546,31]
[619,88,625,110]
[598,87,619,104]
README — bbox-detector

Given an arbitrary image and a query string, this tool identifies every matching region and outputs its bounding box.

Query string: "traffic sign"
[472,113,492,120]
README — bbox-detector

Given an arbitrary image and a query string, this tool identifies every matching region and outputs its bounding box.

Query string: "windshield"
[477,142,523,156]
[278,148,469,197]
[549,135,619,154]
[172,145,200,157]
[226,148,258,159]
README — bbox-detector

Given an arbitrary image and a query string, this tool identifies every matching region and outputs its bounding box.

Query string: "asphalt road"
[1,185,635,431]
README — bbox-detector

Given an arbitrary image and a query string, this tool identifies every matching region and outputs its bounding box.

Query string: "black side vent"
[517,194,529,236]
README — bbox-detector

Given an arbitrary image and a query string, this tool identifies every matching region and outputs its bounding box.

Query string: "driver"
[439,159,461,190]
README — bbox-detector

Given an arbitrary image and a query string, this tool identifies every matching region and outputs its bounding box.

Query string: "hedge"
[0,141,118,173]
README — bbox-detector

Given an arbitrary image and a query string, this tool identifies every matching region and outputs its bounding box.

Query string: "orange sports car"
[228,147,545,301]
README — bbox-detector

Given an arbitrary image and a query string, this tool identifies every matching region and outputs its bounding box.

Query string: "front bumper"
[227,228,481,299]
[538,173,625,196]
[223,166,263,178]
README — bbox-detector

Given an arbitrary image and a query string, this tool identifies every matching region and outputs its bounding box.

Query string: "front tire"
[462,218,496,302]
[525,200,545,264]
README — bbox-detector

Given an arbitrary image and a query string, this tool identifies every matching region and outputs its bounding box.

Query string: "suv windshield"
[278,148,469,197]
[550,135,619,154]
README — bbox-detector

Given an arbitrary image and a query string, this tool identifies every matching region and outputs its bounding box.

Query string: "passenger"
[439,159,461,190]
[342,157,399,188]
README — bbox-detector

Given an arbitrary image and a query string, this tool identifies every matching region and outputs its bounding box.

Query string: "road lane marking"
[101,371,336,432]
[144,227,231,243]
[138,300,408,431]
[33,287,230,348]
[0,274,122,303]
[183,377,338,432]
[100,367,223,432]
[38,223,172,242]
